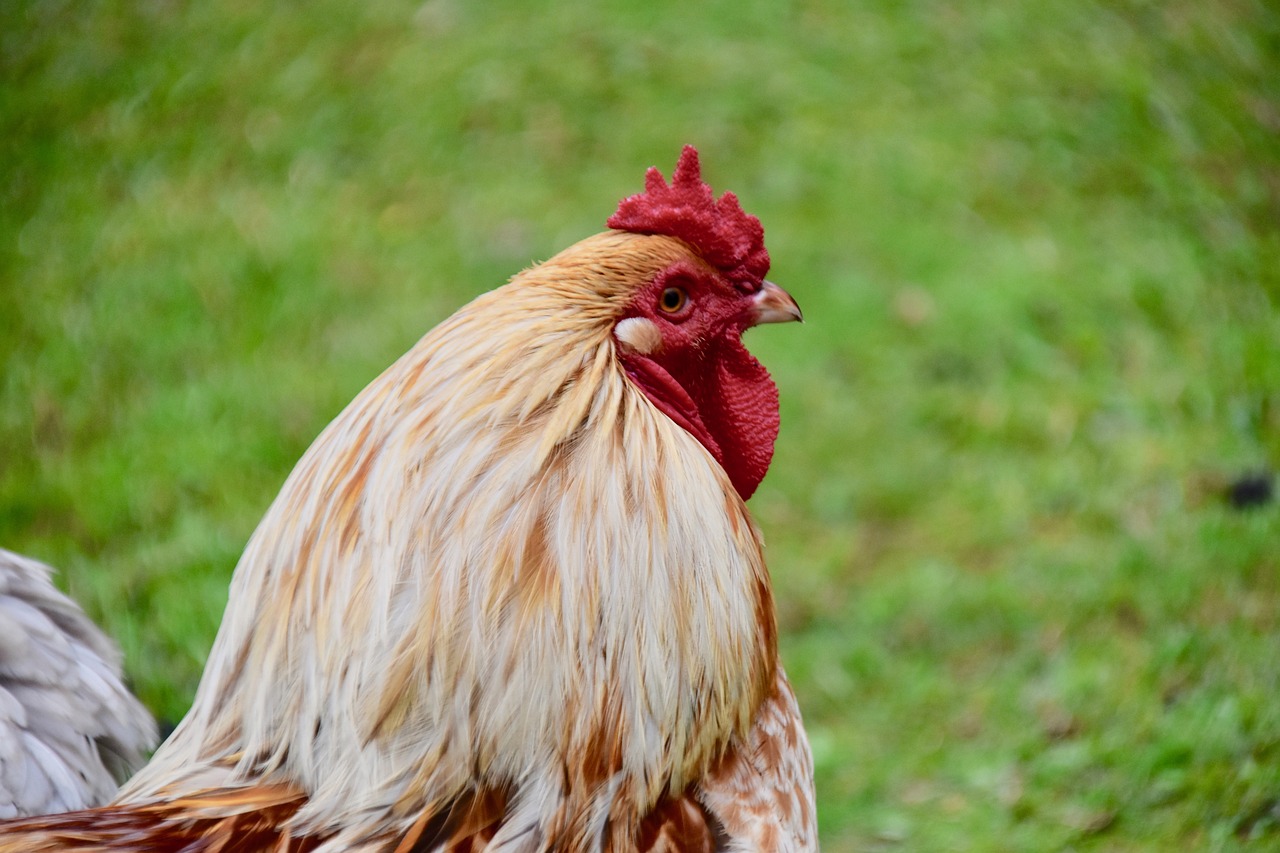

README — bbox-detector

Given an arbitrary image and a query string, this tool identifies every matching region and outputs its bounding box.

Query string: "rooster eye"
[659,287,688,314]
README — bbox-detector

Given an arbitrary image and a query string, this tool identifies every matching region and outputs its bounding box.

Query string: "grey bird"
[0,548,157,817]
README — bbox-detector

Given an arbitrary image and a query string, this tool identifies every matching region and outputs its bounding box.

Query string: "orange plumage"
[0,147,815,851]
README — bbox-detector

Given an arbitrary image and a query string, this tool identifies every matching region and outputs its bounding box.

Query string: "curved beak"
[750,280,803,326]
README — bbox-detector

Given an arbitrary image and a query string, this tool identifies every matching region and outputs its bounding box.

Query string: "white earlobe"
[614,317,663,355]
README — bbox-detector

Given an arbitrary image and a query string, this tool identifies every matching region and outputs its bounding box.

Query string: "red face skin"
[607,145,801,499]
[617,259,788,501]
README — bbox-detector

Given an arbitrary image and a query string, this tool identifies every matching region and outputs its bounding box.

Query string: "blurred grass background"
[3,0,1278,848]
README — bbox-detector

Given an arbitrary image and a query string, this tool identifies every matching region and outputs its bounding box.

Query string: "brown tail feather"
[632,796,716,853]
[0,784,738,851]
[391,787,506,853]
[0,784,311,852]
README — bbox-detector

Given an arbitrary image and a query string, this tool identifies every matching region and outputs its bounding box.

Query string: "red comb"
[608,146,769,292]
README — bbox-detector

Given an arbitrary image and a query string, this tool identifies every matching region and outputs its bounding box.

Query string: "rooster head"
[607,145,801,500]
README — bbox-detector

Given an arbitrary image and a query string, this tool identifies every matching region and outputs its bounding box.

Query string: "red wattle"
[696,345,779,501]
[621,355,723,464]
[621,335,778,501]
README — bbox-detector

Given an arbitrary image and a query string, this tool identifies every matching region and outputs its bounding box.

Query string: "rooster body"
[0,149,816,850]
[0,549,157,818]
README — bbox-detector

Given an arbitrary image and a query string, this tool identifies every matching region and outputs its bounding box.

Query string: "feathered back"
[118,231,777,848]
[0,549,157,818]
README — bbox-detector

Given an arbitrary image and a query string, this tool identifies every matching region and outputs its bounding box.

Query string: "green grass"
[3,0,1278,848]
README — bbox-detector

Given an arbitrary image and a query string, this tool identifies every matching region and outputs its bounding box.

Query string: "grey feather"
[0,549,158,817]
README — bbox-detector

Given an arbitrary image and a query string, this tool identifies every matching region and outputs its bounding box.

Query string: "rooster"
[0,146,816,850]
[0,549,157,818]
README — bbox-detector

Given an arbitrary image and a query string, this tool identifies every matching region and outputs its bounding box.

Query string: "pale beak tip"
[752,280,804,326]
